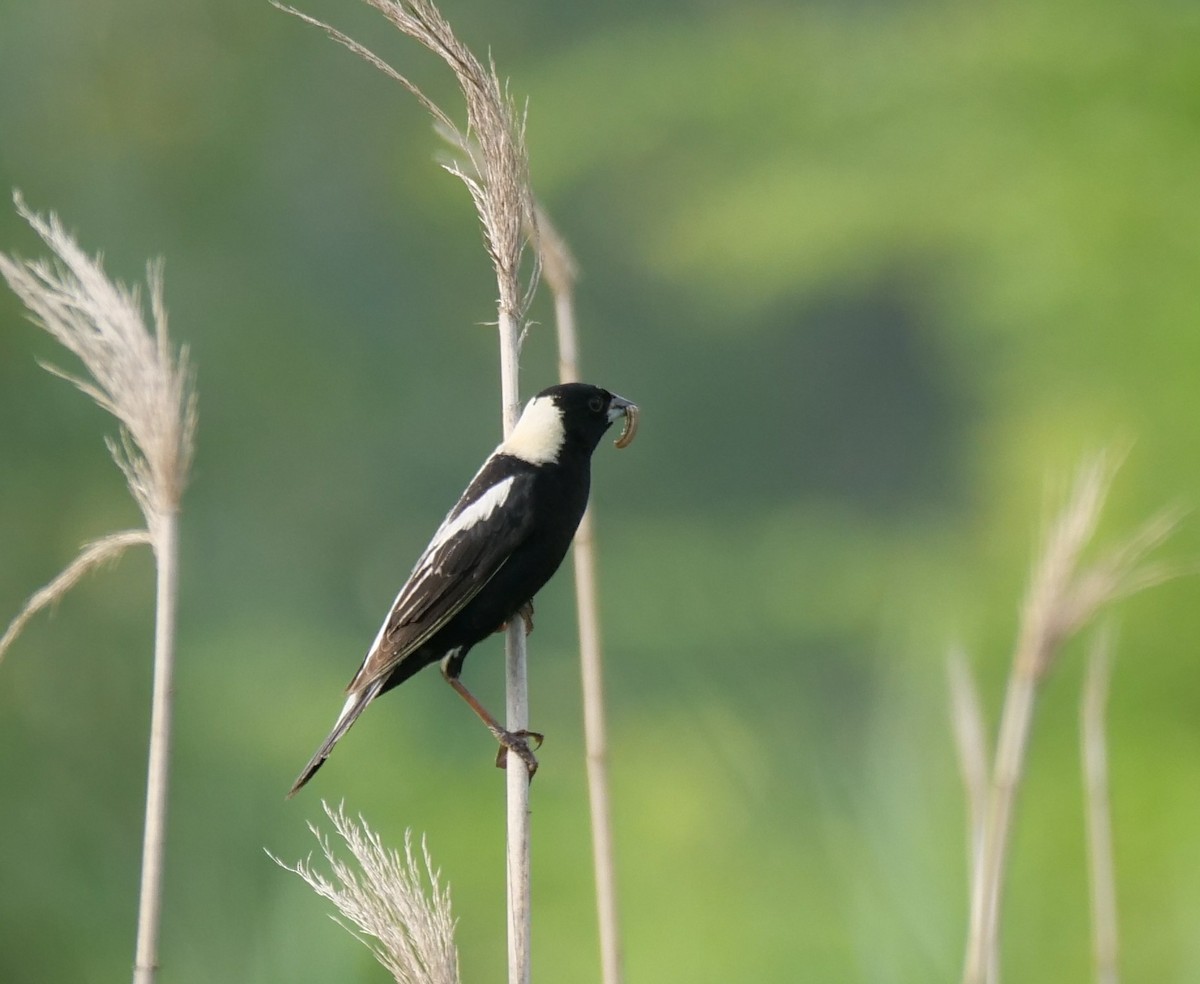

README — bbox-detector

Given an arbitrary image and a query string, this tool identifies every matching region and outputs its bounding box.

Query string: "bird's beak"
[608,394,639,448]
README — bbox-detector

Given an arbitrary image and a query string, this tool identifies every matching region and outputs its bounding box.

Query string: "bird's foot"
[494,602,536,637]
[492,728,544,777]
[516,601,535,635]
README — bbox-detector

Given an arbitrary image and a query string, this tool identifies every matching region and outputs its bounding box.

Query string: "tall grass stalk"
[273,3,538,980]
[959,453,1177,984]
[0,194,196,984]
[1081,628,1120,984]
[536,205,624,984]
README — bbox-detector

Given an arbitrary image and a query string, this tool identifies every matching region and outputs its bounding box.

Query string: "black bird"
[288,382,638,796]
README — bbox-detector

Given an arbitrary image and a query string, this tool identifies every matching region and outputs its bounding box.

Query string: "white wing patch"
[436,474,517,543]
[500,395,564,465]
[362,474,518,659]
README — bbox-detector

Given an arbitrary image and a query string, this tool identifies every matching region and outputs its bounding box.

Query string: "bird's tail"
[287,678,384,798]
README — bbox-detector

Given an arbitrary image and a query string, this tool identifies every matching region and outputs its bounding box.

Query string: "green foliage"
[3,0,1199,981]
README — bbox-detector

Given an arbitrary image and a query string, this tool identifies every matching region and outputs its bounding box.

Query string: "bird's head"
[502,383,638,465]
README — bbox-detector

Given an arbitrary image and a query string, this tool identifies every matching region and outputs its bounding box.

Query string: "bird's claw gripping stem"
[492,728,544,776]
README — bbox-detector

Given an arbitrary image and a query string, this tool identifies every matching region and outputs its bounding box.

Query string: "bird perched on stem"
[288,382,638,797]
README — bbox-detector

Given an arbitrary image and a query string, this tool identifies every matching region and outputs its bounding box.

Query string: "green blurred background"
[3,0,1199,980]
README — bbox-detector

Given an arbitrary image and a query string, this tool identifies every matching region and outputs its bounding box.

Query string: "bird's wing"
[347,467,535,692]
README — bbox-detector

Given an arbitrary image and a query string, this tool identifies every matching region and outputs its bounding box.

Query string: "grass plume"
[959,452,1179,984]
[0,193,196,984]
[0,529,152,664]
[0,194,195,528]
[272,802,460,984]
[272,0,537,331]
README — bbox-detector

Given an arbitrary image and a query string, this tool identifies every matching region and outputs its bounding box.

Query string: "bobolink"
[288,382,638,796]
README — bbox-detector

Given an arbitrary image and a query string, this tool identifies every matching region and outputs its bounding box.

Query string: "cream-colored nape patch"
[500,395,565,465]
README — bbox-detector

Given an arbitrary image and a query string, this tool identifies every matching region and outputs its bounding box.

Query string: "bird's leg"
[440,667,543,777]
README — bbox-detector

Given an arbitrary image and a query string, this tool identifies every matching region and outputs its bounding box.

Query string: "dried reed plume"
[271,802,460,984]
[273,3,539,981]
[0,193,196,984]
[0,529,152,660]
[272,0,537,336]
[957,452,1178,984]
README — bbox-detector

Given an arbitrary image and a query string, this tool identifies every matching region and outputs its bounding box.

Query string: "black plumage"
[288,382,637,796]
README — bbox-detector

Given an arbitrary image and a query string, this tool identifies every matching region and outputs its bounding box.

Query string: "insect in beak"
[612,399,638,449]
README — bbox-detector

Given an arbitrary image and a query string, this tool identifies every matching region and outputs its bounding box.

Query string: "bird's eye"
[588,396,605,413]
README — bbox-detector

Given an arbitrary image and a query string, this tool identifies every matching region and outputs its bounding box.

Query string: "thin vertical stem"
[551,295,623,984]
[570,510,623,984]
[552,293,578,388]
[537,204,623,984]
[948,651,990,901]
[1082,631,1119,984]
[504,618,532,984]
[963,648,1041,984]
[132,509,180,984]
[498,308,532,984]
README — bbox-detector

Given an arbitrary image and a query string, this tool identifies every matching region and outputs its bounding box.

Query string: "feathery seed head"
[272,803,460,984]
[0,194,196,528]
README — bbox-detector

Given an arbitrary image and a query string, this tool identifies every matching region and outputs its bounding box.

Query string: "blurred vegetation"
[2,0,1199,981]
